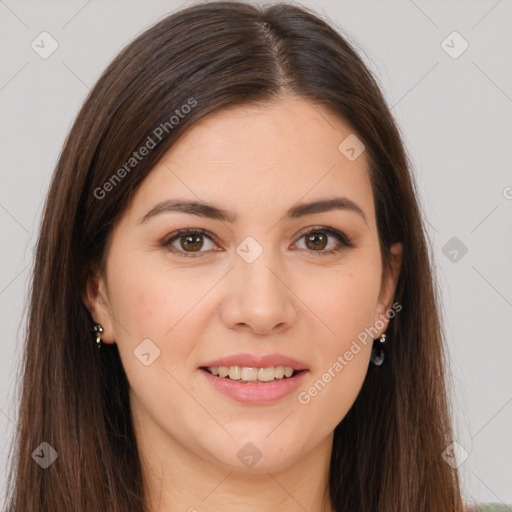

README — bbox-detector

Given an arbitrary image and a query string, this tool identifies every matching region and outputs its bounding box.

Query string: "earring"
[92,324,104,348]
[370,332,387,366]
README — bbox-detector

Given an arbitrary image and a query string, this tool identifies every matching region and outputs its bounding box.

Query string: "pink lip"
[199,367,309,405]
[200,353,309,371]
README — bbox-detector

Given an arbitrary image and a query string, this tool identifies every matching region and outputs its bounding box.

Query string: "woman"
[3,1,492,511]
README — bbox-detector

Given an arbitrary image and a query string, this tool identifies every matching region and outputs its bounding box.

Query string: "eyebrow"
[138,196,367,226]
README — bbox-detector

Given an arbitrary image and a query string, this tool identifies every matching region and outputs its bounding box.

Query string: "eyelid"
[161,228,219,257]
[295,225,353,246]
[161,225,354,257]
[292,225,354,255]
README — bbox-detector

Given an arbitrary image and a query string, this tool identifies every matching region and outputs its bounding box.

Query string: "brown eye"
[304,232,328,251]
[179,234,203,252]
[162,229,217,257]
[162,226,353,258]
[294,227,354,255]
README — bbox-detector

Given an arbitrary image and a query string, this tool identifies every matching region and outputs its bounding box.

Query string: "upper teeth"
[207,366,296,382]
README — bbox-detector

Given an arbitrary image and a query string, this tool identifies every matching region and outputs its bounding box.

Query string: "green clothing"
[474,504,512,511]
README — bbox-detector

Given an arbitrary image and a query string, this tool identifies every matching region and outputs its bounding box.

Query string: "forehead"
[165,96,365,171]
[123,96,375,228]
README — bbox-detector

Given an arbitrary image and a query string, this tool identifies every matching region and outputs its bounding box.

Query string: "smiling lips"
[199,352,309,404]
[200,352,309,372]
[204,365,298,383]
[200,352,308,383]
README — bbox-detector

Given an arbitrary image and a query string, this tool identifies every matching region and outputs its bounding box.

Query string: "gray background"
[1,0,511,507]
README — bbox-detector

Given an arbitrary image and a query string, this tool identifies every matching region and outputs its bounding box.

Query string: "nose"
[220,251,298,335]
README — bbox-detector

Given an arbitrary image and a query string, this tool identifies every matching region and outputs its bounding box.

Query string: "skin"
[84,94,402,512]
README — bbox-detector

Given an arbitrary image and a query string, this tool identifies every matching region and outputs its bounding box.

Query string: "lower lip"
[199,368,309,405]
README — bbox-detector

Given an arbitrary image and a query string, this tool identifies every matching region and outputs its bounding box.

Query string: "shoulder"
[467,504,512,512]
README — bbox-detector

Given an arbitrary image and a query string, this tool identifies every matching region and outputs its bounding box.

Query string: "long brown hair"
[5,2,467,510]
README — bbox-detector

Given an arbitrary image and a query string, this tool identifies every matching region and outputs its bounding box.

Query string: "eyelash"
[161,226,354,258]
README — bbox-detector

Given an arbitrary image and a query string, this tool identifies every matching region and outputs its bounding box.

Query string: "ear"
[82,264,116,344]
[373,242,403,336]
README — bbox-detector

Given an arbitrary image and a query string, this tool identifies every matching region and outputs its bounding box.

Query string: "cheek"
[301,257,381,353]
[107,250,214,340]
[292,256,380,424]
[105,254,209,427]
[105,250,217,383]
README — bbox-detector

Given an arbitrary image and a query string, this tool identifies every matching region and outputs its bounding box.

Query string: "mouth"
[198,365,309,405]
[200,365,304,384]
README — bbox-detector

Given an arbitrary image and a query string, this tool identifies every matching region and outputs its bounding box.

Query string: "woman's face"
[85,95,402,474]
